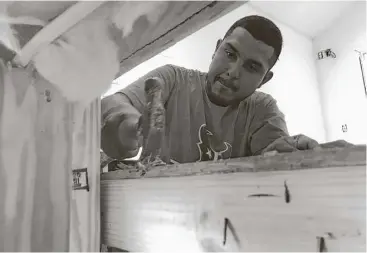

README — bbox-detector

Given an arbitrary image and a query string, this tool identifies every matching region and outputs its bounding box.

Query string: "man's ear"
[258,71,273,88]
[215,39,222,50]
[212,39,222,59]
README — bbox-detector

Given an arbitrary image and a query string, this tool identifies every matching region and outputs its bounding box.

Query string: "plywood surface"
[101,164,366,252]
[101,146,366,251]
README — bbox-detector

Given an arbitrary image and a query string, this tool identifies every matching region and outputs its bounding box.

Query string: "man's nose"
[224,63,240,90]
[226,62,240,80]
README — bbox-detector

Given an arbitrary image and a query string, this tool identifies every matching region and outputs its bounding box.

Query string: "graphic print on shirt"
[196,124,232,161]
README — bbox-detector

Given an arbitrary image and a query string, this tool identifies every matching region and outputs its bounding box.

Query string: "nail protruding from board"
[317,236,328,252]
[222,217,241,248]
[284,180,291,203]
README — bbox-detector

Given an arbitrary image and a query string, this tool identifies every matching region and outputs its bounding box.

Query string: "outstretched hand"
[262,134,354,155]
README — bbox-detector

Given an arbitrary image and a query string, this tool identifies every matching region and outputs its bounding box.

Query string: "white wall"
[104,3,326,142]
[313,1,367,144]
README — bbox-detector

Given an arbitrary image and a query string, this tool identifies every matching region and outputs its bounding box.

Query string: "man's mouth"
[215,77,236,91]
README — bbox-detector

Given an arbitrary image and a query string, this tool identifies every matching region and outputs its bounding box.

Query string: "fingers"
[319,139,354,149]
[261,134,320,155]
[261,135,354,157]
[261,136,298,154]
[294,134,319,150]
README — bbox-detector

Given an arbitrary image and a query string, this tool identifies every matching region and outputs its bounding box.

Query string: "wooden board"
[101,146,366,251]
[117,1,245,76]
[69,99,101,252]
[101,165,366,252]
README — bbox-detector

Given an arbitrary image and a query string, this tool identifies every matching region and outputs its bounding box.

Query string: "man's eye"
[248,63,259,72]
[225,50,236,59]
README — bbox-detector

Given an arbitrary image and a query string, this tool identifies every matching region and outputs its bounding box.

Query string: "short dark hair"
[224,15,283,68]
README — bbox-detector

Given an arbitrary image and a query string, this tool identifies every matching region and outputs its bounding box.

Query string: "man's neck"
[208,98,229,114]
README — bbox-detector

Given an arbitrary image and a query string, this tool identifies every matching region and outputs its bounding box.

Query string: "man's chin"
[206,83,236,106]
[207,93,233,107]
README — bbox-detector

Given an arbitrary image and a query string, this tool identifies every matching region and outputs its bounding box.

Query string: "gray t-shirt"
[112,64,289,163]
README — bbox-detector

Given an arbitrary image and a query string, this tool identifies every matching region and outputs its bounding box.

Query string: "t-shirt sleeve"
[116,64,177,114]
[249,94,289,156]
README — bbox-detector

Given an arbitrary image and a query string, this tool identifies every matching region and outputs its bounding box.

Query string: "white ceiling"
[248,1,356,38]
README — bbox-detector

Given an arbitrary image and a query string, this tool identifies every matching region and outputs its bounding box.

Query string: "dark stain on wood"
[326,232,336,239]
[199,211,209,224]
[248,194,279,198]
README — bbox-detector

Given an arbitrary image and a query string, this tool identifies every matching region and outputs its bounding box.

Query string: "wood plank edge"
[101,145,366,180]
[13,1,105,66]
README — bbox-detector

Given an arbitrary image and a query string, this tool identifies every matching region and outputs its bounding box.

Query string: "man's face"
[206,27,275,106]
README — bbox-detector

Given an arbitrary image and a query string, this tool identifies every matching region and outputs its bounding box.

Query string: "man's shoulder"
[163,64,205,76]
[249,91,277,107]
[162,64,206,87]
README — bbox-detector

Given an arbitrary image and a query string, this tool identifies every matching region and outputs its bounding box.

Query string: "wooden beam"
[100,146,366,251]
[12,1,105,66]
[116,1,246,77]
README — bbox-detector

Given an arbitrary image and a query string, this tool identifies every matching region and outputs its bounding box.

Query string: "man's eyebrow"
[226,43,239,55]
[245,59,264,70]
[249,59,263,67]
[226,42,266,69]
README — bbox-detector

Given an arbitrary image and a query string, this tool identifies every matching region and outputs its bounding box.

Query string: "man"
[101,15,349,163]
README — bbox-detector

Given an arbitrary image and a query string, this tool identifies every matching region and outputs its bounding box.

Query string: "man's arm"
[248,94,355,156]
[248,94,290,156]
[249,93,328,156]
[101,65,177,159]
